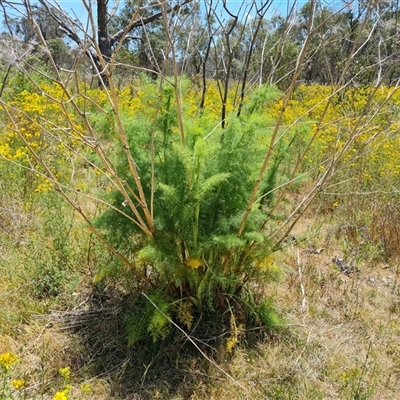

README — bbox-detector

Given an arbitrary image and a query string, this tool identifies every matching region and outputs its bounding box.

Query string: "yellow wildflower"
[80,383,91,393]
[53,390,69,400]
[256,254,275,272]
[0,352,18,371]
[34,180,54,193]
[11,379,25,390]
[59,366,71,380]
[186,258,203,269]
[53,385,72,400]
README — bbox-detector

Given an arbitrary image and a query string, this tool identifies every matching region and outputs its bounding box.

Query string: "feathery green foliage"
[96,82,285,342]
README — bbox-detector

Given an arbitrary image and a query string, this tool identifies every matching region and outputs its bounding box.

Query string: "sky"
[26,0,313,19]
[4,0,346,28]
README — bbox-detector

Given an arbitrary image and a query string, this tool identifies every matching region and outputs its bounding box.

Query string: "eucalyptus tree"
[1,3,72,70]
[1,3,60,43]
[201,0,272,126]
[109,0,177,75]
[255,17,300,90]
[281,0,400,86]
[174,1,209,76]
[1,0,194,84]
[346,0,400,85]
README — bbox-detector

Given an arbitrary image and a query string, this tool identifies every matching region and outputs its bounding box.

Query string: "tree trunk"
[97,0,111,86]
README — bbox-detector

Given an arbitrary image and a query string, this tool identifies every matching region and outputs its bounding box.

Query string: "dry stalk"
[290,325,315,374]
[296,249,308,318]
[226,0,318,274]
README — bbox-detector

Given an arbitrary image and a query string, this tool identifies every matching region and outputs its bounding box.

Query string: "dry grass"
[186,211,400,399]
[1,202,400,399]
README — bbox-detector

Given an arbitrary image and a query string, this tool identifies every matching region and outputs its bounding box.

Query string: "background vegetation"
[1,0,400,398]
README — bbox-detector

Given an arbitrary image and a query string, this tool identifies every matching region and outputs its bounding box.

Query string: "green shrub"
[96,82,286,344]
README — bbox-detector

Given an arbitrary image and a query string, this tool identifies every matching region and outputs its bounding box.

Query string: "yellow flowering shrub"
[267,84,400,188]
[0,81,86,193]
[114,78,237,125]
[117,83,145,115]
[3,77,399,217]
[74,82,109,112]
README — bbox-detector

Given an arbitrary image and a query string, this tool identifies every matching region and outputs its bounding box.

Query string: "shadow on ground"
[54,285,271,400]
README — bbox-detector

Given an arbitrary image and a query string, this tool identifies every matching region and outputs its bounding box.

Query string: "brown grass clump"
[370,199,400,260]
